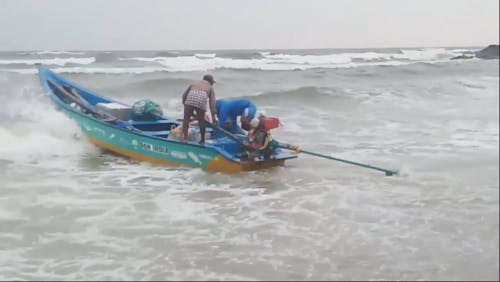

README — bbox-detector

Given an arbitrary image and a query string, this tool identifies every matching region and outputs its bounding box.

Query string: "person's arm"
[182,85,191,104]
[209,87,217,122]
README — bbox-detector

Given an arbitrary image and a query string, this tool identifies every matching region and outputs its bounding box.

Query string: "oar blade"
[385,170,397,176]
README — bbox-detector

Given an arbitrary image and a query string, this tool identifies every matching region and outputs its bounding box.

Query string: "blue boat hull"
[37,65,297,172]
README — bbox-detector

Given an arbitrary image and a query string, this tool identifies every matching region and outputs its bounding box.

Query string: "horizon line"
[0,44,497,53]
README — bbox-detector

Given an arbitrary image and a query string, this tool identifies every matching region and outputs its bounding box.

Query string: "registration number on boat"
[140,141,168,154]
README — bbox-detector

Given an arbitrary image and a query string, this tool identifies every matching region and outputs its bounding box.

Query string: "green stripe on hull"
[68,110,219,168]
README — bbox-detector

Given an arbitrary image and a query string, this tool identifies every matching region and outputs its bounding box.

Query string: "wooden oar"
[205,121,254,150]
[48,80,117,123]
[273,141,398,176]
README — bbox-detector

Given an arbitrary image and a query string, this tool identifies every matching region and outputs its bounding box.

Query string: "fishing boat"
[37,65,398,176]
[37,65,298,173]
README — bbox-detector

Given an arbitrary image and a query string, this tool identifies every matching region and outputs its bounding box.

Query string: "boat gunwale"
[37,65,297,168]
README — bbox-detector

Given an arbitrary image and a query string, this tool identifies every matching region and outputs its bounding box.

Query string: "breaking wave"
[0,48,477,74]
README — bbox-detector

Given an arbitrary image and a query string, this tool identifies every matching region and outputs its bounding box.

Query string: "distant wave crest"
[20,50,86,55]
[117,48,469,72]
[0,48,476,74]
[0,57,95,66]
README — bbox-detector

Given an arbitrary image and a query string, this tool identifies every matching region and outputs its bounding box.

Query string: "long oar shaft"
[275,142,398,176]
[301,149,397,176]
[206,121,252,149]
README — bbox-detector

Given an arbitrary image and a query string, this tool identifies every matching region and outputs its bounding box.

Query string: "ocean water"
[0,48,498,280]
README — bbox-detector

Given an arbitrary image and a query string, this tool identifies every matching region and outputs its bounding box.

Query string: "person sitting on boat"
[181,74,218,145]
[215,98,260,137]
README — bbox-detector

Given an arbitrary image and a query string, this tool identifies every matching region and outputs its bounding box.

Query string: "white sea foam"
[0,121,89,164]
[114,48,470,72]
[26,50,86,55]
[194,53,217,59]
[0,92,92,164]
[0,49,498,281]
[0,48,474,74]
[0,57,95,66]
[0,66,165,75]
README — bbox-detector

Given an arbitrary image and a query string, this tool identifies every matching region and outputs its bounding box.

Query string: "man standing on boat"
[215,98,260,136]
[182,74,218,145]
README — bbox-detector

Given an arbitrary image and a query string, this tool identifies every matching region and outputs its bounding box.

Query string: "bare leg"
[182,105,194,143]
[195,109,206,145]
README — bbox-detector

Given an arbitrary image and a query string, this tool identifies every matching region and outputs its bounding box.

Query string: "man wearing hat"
[181,74,218,145]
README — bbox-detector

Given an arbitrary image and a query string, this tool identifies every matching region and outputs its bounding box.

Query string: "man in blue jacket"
[215,98,258,136]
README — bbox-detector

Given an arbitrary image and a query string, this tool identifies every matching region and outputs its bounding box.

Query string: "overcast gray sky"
[0,0,498,51]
